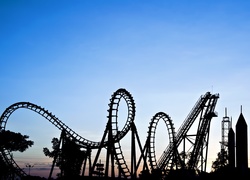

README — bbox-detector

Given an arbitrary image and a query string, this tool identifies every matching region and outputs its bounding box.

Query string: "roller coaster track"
[187,93,219,171]
[146,112,176,170]
[91,88,136,178]
[0,89,219,179]
[0,88,136,178]
[0,102,100,177]
[156,92,219,173]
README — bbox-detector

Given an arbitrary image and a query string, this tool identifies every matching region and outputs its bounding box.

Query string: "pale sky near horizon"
[1,0,250,178]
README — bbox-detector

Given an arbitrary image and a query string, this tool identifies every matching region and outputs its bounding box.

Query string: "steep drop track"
[0,88,219,178]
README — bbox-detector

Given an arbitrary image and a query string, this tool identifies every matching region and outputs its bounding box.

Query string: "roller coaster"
[0,88,219,179]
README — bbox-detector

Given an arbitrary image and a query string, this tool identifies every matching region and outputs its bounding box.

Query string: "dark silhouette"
[236,112,248,173]
[211,149,228,171]
[0,130,34,152]
[0,130,34,179]
[43,130,87,179]
[228,127,235,168]
[1,89,250,179]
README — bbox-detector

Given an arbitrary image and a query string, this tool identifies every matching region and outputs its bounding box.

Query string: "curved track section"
[107,88,136,178]
[0,88,136,178]
[0,102,101,147]
[108,88,135,141]
[147,112,176,170]
[0,102,100,177]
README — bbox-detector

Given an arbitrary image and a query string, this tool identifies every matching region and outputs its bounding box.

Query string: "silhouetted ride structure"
[0,88,219,179]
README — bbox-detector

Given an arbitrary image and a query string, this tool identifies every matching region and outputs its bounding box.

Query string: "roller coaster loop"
[0,88,219,179]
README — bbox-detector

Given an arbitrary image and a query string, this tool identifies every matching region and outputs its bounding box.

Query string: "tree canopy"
[211,149,228,172]
[0,130,34,152]
[43,132,87,178]
[0,130,34,179]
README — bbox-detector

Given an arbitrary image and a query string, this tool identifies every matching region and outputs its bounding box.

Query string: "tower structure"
[221,108,232,156]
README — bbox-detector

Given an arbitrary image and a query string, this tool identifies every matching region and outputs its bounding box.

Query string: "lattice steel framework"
[221,108,232,151]
[0,89,219,179]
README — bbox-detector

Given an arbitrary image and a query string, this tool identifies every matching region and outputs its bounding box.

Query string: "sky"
[1,0,250,178]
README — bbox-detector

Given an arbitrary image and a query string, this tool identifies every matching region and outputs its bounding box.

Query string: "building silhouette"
[228,127,235,168]
[236,112,248,171]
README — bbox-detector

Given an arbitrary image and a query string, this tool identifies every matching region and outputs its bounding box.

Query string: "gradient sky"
[1,0,250,178]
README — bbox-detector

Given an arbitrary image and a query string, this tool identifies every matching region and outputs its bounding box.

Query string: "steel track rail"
[110,89,135,178]
[91,88,136,178]
[109,88,135,141]
[0,102,101,147]
[146,112,176,170]
[0,102,100,176]
[157,92,219,173]
[0,88,136,178]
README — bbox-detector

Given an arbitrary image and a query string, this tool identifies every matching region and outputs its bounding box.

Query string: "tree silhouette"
[60,137,86,177]
[0,130,34,179]
[0,130,34,152]
[211,149,228,172]
[43,132,87,178]
[43,137,61,159]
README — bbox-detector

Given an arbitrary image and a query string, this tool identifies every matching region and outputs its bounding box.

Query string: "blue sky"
[1,0,250,177]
